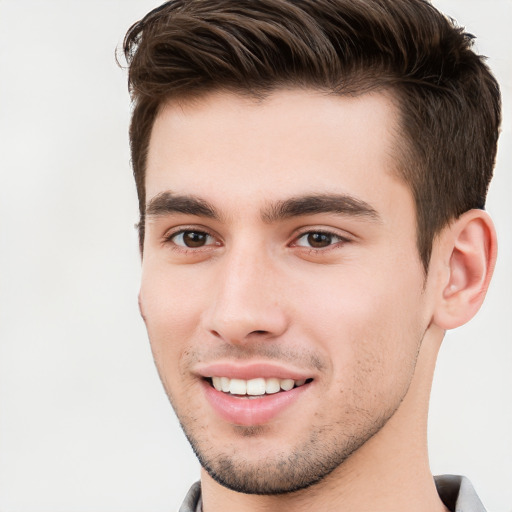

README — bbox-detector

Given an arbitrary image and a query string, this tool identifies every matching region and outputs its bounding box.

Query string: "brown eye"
[295,231,345,249]
[172,230,214,248]
[307,232,332,248]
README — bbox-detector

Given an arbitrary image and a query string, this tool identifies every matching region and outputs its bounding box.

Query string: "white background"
[0,1,510,511]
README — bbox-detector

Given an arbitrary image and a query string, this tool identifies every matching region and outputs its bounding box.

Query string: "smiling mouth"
[206,376,314,398]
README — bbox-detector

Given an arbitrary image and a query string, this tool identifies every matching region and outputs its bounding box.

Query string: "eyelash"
[291,229,351,252]
[163,227,219,253]
[163,227,351,254]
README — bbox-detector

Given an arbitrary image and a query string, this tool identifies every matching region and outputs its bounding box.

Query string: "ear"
[432,209,497,330]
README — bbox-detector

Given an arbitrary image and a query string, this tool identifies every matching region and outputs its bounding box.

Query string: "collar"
[179,474,486,512]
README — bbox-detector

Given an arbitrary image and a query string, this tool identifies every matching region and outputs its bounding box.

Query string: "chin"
[180,414,389,496]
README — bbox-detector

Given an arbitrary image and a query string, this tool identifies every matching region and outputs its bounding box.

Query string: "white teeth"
[210,376,310,396]
[212,376,222,391]
[247,378,266,396]
[280,379,295,391]
[265,378,281,394]
[220,377,230,392]
[229,378,247,395]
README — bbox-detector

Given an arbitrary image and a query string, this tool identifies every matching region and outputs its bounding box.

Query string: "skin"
[139,89,496,512]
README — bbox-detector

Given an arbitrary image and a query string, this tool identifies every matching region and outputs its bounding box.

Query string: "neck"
[200,327,449,512]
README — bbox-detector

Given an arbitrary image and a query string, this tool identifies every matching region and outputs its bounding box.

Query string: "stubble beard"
[172,402,394,495]
[156,340,422,495]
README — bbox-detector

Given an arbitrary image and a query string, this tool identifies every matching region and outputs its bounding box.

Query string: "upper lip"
[195,361,314,381]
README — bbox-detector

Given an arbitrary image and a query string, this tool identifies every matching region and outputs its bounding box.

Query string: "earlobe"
[433,210,497,330]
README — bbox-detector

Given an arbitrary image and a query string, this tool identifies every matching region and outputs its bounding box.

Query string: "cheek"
[294,264,425,394]
[141,258,207,322]
[139,262,208,375]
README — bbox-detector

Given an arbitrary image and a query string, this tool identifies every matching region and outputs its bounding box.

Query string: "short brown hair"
[122,0,501,270]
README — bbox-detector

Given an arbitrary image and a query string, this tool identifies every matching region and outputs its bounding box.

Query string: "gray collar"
[435,474,486,512]
[179,474,486,512]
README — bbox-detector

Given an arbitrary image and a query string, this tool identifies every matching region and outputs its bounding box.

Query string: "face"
[140,89,432,494]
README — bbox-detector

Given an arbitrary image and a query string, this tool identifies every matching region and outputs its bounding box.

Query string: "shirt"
[178,475,486,512]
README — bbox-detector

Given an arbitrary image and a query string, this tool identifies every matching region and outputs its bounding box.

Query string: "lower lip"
[201,380,311,426]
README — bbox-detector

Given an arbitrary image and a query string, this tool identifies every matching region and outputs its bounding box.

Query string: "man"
[122,1,501,510]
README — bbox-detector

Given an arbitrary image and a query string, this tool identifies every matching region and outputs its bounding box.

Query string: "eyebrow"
[146,192,220,220]
[145,191,380,224]
[261,194,381,223]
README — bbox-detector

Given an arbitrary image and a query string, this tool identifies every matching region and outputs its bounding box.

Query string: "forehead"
[145,89,406,215]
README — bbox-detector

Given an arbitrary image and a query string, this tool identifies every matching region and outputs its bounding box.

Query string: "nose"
[202,241,289,345]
